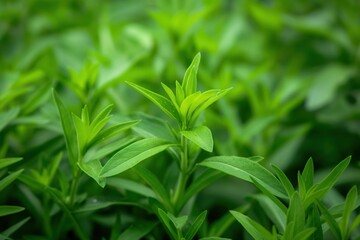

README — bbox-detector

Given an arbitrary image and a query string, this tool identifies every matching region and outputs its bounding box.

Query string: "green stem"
[69,168,81,207]
[172,135,189,214]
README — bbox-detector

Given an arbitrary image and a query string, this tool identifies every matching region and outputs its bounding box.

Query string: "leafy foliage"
[0,0,359,239]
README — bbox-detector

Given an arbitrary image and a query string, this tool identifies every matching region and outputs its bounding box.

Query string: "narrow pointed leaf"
[251,177,287,213]
[306,204,323,240]
[0,169,23,192]
[78,160,105,187]
[340,186,357,238]
[89,120,140,147]
[117,220,157,240]
[230,210,274,240]
[89,104,113,129]
[107,177,156,199]
[0,158,22,170]
[199,156,286,198]
[176,80,185,105]
[158,208,179,240]
[293,228,316,240]
[315,156,351,194]
[53,90,78,172]
[84,136,137,163]
[302,158,314,190]
[316,200,341,239]
[74,201,148,213]
[162,83,179,110]
[271,164,295,198]
[0,217,30,238]
[134,166,173,212]
[168,213,188,230]
[185,210,207,240]
[304,157,351,207]
[0,206,25,217]
[181,126,213,152]
[287,192,305,234]
[126,82,180,122]
[182,53,201,97]
[190,88,232,124]
[100,138,174,177]
[251,194,286,233]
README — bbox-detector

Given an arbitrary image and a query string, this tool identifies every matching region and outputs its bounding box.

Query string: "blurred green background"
[1,0,360,237]
[2,0,359,168]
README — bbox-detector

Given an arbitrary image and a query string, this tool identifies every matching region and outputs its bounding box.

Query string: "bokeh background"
[2,0,360,173]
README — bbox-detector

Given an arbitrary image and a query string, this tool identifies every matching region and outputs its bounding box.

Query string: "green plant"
[1,1,360,238]
[228,157,360,240]
[71,53,234,239]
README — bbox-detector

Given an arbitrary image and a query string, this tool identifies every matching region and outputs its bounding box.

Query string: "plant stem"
[172,134,189,214]
[69,168,81,207]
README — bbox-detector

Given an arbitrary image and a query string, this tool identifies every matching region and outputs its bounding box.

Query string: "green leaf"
[199,156,286,198]
[179,91,201,123]
[176,81,185,105]
[83,136,137,163]
[0,108,19,132]
[180,88,232,126]
[88,120,140,147]
[158,208,179,240]
[302,158,314,190]
[282,221,295,240]
[53,90,78,173]
[182,53,200,97]
[134,166,173,212]
[316,200,341,239]
[117,220,157,240]
[0,169,23,192]
[106,177,156,199]
[100,138,174,178]
[0,158,22,170]
[126,82,181,122]
[230,210,274,240]
[251,194,286,233]
[271,164,295,198]
[189,88,232,124]
[304,156,351,208]
[74,201,148,213]
[168,213,188,230]
[185,210,207,240]
[181,126,213,152]
[162,83,179,110]
[298,172,307,198]
[287,192,305,235]
[306,204,323,240]
[78,160,105,187]
[131,113,177,142]
[339,186,357,239]
[349,214,360,235]
[0,206,25,217]
[293,228,316,240]
[0,217,30,239]
[252,177,287,214]
[88,104,113,140]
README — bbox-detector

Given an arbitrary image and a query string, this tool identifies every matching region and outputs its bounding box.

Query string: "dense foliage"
[1,0,360,239]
